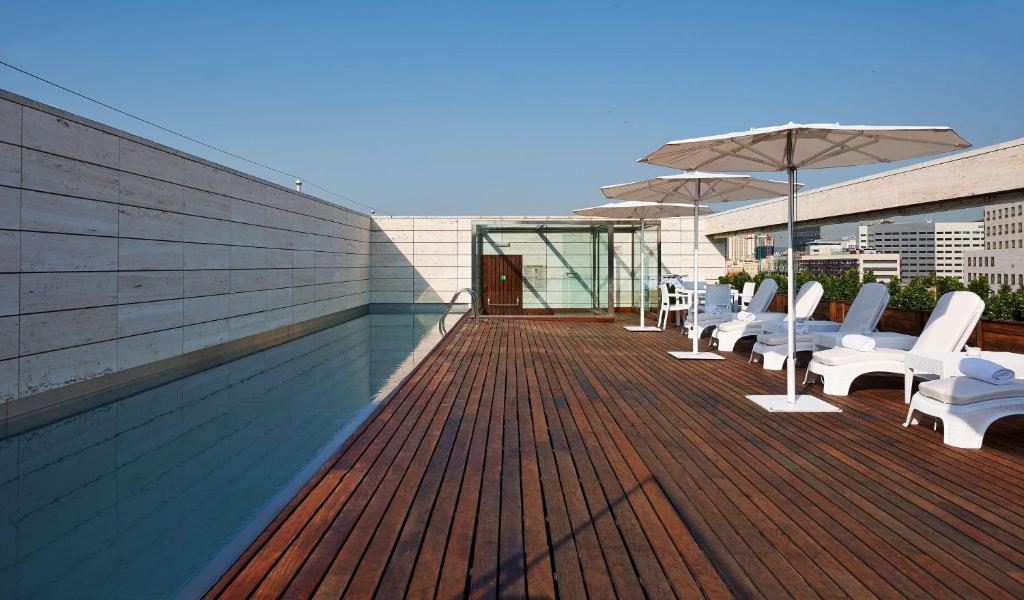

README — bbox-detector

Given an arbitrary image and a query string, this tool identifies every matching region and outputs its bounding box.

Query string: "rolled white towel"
[736,311,756,322]
[959,357,1015,385]
[841,334,876,352]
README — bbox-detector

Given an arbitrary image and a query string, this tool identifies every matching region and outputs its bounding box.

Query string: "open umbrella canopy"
[639,123,971,172]
[637,123,970,410]
[601,172,793,204]
[573,200,710,219]
[600,174,792,358]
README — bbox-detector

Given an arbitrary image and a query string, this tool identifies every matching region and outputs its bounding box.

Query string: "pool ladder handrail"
[439,288,480,335]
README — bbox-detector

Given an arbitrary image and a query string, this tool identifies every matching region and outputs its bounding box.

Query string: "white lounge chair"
[713,281,823,352]
[683,283,740,338]
[905,376,1024,448]
[805,291,984,396]
[750,282,890,370]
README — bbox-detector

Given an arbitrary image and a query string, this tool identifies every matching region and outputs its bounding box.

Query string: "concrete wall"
[369,217,471,304]
[0,90,370,404]
[370,215,727,307]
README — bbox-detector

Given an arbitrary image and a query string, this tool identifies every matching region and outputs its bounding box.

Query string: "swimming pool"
[0,308,457,599]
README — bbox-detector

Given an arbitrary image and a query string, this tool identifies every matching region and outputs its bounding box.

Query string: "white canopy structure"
[601,173,791,358]
[641,124,970,411]
[573,200,708,331]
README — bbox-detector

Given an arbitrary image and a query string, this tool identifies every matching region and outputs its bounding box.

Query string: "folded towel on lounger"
[959,357,1015,385]
[736,311,756,322]
[706,304,730,315]
[795,322,809,335]
[841,334,876,352]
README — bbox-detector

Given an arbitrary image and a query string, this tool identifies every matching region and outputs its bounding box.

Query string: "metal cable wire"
[0,58,388,215]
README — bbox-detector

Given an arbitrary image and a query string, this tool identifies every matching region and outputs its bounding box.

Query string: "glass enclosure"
[472,221,660,317]
[614,221,660,313]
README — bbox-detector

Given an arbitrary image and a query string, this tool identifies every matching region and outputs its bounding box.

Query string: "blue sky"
[2,1,1022,237]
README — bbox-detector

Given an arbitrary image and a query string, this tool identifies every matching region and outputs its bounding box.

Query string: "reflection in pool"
[0,310,452,599]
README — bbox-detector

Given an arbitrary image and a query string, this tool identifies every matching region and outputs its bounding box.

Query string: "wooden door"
[482,255,523,315]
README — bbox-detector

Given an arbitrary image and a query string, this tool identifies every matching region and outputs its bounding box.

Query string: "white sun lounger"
[805,291,984,396]
[750,282,890,370]
[905,376,1024,448]
[684,283,743,337]
[686,278,777,339]
[713,281,823,352]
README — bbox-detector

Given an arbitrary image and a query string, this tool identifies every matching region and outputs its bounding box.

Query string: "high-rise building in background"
[727,233,775,261]
[726,233,774,274]
[858,221,984,279]
[792,226,820,252]
[964,198,1024,289]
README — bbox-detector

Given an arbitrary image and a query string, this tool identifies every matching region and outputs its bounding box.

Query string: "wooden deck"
[208,315,1024,599]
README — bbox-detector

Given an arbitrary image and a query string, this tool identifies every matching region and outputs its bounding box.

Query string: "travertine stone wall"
[0,90,370,403]
[370,215,727,306]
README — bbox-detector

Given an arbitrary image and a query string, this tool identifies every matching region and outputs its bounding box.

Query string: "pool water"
[0,310,454,599]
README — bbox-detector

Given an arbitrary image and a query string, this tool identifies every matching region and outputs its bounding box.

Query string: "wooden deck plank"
[377,317,499,599]
[209,315,1024,599]
[511,325,557,600]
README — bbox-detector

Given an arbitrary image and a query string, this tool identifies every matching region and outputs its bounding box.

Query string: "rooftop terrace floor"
[208,314,1024,599]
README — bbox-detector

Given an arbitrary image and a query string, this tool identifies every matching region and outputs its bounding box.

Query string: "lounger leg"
[763,351,786,371]
[718,332,737,352]
[903,404,917,427]
[941,417,985,449]
[821,373,855,396]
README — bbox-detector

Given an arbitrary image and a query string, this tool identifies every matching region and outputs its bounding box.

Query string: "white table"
[904,350,1024,403]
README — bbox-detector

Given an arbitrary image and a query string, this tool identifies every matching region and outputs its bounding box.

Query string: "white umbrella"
[602,173,792,358]
[640,124,970,410]
[573,200,709,331]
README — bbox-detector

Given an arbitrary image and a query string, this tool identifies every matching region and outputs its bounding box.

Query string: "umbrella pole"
[692,196,700,353]
[639,217,646,328]
[786,165,797,403]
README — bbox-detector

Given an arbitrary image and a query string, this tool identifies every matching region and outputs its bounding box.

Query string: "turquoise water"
[0,310,453,599]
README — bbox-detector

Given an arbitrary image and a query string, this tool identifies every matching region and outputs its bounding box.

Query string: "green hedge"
[718,269,1019,321]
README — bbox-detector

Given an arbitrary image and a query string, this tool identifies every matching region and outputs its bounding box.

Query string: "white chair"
[656,282,687,329]
[739,281,756,309]
[750,282,889,370]
[806,291,985,396]
[683,283,738,338]
[713,281,824,352]
[905,376,1024,448]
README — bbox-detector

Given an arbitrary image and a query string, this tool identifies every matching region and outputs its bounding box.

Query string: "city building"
[798,253,901,283]
[857,221,984,279]
[793,226,820,252]
[727,232,774,262]
[964,198,1024,289]
[806,239,847,255]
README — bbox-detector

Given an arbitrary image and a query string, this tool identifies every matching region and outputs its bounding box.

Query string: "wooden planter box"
[768,295,1024,352]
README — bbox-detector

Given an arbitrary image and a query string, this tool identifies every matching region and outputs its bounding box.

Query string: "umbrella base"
[745,394,841,413]
[624,326,663,332]
[668,351,724,360]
